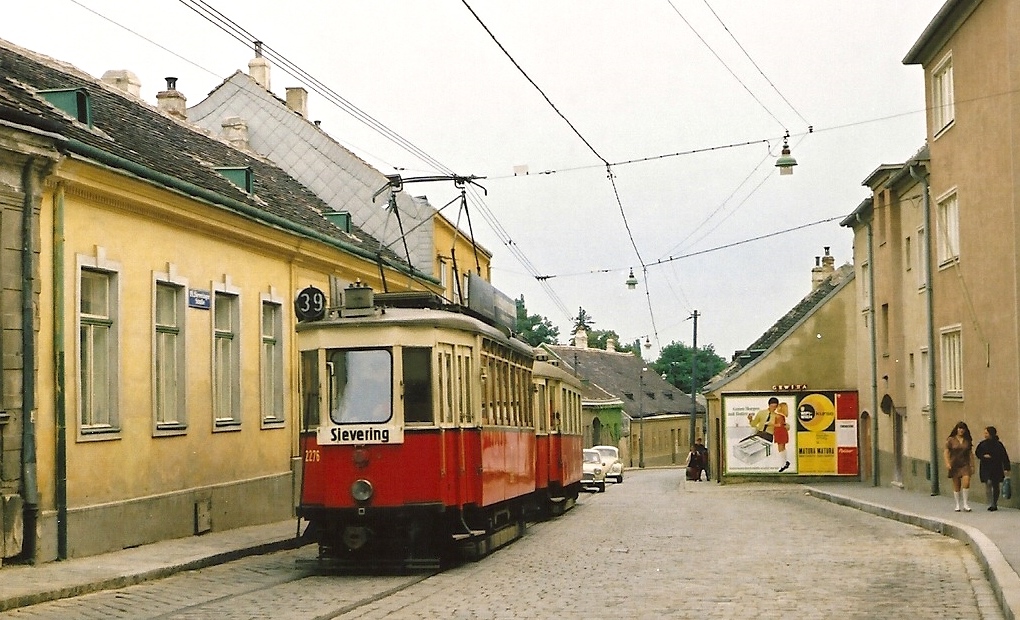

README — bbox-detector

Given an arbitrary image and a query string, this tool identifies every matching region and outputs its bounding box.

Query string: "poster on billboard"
[723,391,859,476]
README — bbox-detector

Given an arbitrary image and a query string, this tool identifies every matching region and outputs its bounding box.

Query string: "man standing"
[695,439,710,481]
[747,396,778,442]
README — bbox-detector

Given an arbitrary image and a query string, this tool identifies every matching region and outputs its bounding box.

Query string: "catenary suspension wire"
[664,0,787,131]
[701,0,811,128]
[174,0,574,320]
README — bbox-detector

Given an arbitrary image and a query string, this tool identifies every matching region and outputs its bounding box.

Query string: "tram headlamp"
[351,479,374,502]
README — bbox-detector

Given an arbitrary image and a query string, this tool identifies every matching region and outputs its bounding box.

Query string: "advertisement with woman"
[723,391,859,476]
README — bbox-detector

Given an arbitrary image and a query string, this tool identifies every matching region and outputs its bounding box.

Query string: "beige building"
[704,253,858,481]
[841,150,935,491]
[897,0,1020,500]
[544,332,702,469]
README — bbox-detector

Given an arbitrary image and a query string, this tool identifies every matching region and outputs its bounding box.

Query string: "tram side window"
[300,350,319,432]
[327,348,392,424]
[403,347,433,424]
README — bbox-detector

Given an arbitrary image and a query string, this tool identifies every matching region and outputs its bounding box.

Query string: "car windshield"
[583,451,601,464]
[595,447,617,459]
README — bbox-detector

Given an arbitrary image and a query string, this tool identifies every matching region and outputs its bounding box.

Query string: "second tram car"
[297,279,583,570]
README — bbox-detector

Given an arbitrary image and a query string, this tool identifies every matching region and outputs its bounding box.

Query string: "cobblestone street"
[1,470,1003,619]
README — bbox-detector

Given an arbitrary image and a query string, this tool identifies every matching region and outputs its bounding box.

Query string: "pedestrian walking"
[975,425,1011,511]
[944,421,974,512]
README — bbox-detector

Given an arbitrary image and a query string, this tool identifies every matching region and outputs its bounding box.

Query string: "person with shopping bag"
[975,425,1012,512]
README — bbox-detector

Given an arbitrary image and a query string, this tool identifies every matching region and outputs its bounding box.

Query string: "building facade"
[842,150,936,491]
[0,38,431,564]
[887,0,1020,499]
[704,253,859,481]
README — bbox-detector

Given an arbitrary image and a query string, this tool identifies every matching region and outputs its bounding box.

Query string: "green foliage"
[572,307,595,333]
[586,329,622,351]
[652,341,726,392]
[515,296,560,347]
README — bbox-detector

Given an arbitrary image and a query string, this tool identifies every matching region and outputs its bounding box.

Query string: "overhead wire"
[461,0,657,342]
[701,0,811,129]
[172,0,575,322]
[664,0,787,132]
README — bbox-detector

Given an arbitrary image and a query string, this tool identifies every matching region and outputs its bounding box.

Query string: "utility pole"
[688,311,699,447]
[638,367,645,468]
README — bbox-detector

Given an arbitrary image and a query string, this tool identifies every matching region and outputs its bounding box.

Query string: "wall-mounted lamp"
[625,268,638,290]
[775,131,797,176]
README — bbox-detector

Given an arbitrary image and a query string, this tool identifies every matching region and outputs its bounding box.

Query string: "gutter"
[19,158,38,561]
[59,138,439,286]
[910,163,939,496]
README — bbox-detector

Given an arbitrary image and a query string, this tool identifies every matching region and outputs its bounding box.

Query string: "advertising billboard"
[723,391,859,476]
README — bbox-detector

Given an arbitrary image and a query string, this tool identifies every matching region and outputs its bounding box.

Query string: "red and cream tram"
[296,278,583,570]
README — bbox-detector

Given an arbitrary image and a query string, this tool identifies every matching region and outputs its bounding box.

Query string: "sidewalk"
[0,519,307,612]
[0,484,1018,617]
[804,481,1020,620]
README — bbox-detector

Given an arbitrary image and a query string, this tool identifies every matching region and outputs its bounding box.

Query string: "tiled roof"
[188,72,440,274]
[709,264,855,385]
[542,344,702,418]
[0,39,409,270]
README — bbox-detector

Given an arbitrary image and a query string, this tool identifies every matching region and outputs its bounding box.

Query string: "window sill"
[933,119,955,141]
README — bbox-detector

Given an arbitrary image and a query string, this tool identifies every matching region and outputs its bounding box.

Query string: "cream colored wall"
[35,159,416,545]
[706,282,858,452]
[923,0,1020,454]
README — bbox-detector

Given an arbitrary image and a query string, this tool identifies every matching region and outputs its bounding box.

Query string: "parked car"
[592,445,624,483]
[581,448,607,493]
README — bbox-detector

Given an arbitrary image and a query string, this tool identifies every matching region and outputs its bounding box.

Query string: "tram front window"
[327,348,392,424]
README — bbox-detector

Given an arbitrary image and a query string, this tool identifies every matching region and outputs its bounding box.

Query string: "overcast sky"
[4,1,945,360]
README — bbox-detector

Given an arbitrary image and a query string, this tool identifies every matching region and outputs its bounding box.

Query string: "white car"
[592,445,624,483]
[581,449,607,493]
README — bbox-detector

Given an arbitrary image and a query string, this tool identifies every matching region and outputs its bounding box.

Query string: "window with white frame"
[932,53,955,133]
[917,226,927,289]
[860,262,871,310]
[936,191,960,265]
[940,328,963,398]
[260,298,284,426]
[154,279,186,431]
[213,290,241,427]
[79,263,119,433]
[920,347,930,410]
[438,258,448,297]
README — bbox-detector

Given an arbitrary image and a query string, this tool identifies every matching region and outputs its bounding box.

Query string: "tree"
[572,307,595,333]
[652,341,726,393]
[586,329,622,351]
[515,296,559,347]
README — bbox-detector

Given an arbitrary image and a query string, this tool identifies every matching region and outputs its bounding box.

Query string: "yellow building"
[704,253,859,481]
[0,39,434,563]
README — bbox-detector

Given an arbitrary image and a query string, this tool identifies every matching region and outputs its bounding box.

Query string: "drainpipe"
[866,214,879,487]
[910,164,938,496]
[53,183,67,558]
[20,159,38,561]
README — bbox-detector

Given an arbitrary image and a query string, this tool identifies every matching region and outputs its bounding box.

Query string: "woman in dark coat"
[975,425,1011,511]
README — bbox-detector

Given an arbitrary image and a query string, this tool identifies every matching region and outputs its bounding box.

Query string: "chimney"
[285,87,308,118]
[572,328,589,349]
[811,247,836,289]
[606,337,616,351]
[156,77,187,121]
[248,41,271,90]
[101,70,141,97]
[221,116,250,150]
